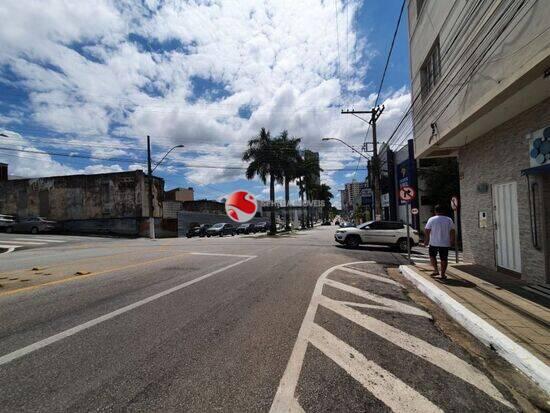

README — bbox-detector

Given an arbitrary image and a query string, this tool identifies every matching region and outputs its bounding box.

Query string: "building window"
[417,0,426,16]
[420,38,440,98]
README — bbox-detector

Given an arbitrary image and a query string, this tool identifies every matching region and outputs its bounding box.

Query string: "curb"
[400,264,550,395]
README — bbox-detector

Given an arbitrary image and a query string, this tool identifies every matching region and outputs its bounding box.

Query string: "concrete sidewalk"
[400,263,550,396]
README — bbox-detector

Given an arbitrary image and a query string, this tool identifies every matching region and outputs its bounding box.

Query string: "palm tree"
[301,150,322,228]
[274,131,301,231]
[315,183,334,222]
[242,128,283,235]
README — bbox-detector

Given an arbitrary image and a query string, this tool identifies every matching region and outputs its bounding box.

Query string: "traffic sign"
[451,196,459,211]
[411,207,419,215]
[399,186,416,202]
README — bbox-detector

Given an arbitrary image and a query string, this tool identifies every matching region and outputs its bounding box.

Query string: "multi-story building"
[340,180,369,220]
[407,0,550,283]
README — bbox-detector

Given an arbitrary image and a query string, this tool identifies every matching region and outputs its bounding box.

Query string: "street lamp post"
[147,136,184,240]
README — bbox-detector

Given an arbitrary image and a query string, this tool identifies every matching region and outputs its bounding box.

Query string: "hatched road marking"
[0,252,256,366]
[270,261,513,412]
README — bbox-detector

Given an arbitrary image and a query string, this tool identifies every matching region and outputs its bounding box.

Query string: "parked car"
[206,223,236,237]
[334,220,419,251]
[253,222,269,232]
[186,224,211,238]
[236,223,255,234]
[7,216,57,234]
[0,214,15,232]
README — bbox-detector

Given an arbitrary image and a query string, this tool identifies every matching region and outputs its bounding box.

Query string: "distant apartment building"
[407,0,550,283]
[341,180,369,218]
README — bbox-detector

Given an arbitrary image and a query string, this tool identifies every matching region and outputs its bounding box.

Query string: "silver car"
[7,216,57,234]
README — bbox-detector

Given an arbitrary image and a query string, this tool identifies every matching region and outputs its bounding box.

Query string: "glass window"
[420,39,441,98]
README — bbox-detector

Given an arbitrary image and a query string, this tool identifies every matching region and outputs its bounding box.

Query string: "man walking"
[424,205,455,280]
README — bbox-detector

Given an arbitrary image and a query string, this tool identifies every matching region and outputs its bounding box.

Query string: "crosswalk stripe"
[6,240,45,245]
[12,238,66,243]
[309,323,442,413]
[0,244,19,253]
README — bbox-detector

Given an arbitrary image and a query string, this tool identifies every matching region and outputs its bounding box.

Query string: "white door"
[493,182,522,273]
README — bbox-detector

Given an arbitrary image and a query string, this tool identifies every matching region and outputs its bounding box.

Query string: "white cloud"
[0,0,410,190]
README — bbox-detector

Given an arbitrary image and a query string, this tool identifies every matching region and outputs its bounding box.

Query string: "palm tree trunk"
[269,173,276,235]
[284,177,290,231]
[300,181,305,229]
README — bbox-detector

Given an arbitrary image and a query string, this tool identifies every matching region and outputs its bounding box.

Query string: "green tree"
[274,131,301,231]
[242,128,283,235]
[314,183,334,222]
[301,150,322,228]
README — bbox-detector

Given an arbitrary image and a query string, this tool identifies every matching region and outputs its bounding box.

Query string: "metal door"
[493,182,522,273]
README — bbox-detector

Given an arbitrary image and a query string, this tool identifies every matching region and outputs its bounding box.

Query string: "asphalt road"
[0,226,516,412]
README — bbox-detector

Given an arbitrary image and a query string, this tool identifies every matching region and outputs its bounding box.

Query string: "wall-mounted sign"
[529,126,550,167]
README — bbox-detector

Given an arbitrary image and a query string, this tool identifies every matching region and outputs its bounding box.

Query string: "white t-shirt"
[425,215,455,247]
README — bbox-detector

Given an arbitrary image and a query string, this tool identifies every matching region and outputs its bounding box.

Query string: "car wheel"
[31,227,39,234]
[397,238,410,253]
[345,236,360,249]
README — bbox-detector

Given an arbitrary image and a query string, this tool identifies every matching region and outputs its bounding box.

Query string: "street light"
[147,138,184,240]
[321,137,370,160]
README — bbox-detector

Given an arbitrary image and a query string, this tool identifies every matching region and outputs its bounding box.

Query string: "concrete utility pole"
[341,106,384,220]
[147,135,155,240]
[147,138,185,240]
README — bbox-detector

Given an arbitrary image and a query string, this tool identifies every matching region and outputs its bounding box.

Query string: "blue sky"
[0,0,411,206]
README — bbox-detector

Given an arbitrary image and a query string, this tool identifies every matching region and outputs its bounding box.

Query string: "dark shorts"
[429,246,449,260]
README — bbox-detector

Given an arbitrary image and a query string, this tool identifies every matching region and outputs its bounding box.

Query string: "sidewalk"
[400,262,550,395]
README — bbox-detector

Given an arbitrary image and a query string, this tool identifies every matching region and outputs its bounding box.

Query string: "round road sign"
[411,208,419,215]
[399,186,416,202]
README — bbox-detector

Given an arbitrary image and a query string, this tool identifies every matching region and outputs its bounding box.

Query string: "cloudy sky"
[0,0,411,205]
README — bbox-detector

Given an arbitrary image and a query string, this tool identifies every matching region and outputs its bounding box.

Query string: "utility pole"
[341,106,384,220]
[147,135,155,240]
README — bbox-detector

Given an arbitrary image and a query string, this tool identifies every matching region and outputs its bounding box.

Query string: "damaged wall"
[0,170,164,222]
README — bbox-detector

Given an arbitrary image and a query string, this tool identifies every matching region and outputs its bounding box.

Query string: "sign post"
[451,196,459,263]
[399,186,417,264]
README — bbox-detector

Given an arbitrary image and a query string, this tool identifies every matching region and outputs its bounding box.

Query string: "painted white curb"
[400,265,550,395]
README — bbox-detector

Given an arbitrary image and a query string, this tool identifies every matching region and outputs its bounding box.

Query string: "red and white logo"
[225,190,257,223]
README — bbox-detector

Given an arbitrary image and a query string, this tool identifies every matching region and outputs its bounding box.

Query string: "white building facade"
[407,0,550,283]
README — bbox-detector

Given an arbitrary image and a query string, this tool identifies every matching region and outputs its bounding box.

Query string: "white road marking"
[5,240,45,245]
[0,254,256,366]
[337,265,403,286]
[270,261,512,412]
[0,244,18,254]
[323,279,430,318]
[15,238,66,243]
[320,296,513,408]
[309,324,442,413]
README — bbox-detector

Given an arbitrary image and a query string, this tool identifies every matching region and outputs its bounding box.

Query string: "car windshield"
[211,223,224,228]
[356,221,374,229]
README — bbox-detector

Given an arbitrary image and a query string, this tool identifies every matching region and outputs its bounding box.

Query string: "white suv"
[334,220,419,251]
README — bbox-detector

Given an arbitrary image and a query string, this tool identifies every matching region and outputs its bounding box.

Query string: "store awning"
[521,163,550,176]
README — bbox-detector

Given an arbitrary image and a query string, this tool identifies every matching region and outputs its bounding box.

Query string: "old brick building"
[0,168,164,236]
